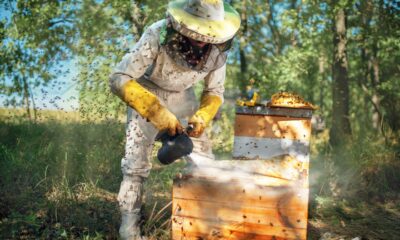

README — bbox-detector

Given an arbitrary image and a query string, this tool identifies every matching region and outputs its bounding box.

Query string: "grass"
[308,196,400,239]
[307,128,400,239]
[0,119,123,239]
[0,108,399,239]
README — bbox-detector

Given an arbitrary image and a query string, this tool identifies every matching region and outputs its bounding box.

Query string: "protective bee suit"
[109,1,240,239]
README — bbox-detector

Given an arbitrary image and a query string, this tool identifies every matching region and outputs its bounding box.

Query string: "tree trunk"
[290,0,299,47]
[238,0,248,92]
[360,0,374,129]
[329,8,351,147]
[318,55,326,111]
[360,46,372,127]
[22,77,32,121]
[359,0,383,133]
[266,0,281,55]
[371,44,381,130]
[29,85,37,122]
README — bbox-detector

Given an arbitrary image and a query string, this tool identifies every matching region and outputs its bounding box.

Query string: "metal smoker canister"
[157,132,193,165]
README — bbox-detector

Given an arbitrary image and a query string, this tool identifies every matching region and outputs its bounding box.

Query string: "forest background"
[0,0,399,239]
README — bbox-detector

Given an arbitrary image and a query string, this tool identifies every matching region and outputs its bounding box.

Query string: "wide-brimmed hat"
[167,0,241,44]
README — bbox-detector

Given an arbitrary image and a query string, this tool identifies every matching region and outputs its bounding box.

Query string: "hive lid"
[236,105,313,118]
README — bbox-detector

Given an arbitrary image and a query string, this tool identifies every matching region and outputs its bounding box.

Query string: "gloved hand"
[119,80,183,136]
[188,94,222,138]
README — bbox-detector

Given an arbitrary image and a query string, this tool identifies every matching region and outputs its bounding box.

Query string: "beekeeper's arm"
[188,64,226,138]
[109,23,182,136]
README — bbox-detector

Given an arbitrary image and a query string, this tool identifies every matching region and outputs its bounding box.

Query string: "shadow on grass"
[308,197,400,239]
[0,186,120,239]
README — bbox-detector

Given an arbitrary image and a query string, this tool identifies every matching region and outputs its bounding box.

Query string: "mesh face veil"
[162,18,229,71]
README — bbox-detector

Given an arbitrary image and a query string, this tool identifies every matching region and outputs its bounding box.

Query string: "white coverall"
[109,19,227,239]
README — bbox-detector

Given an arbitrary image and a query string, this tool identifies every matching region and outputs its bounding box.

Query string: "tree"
[0,0,76,120]
[1,0,398,139]
[329,5,352,147]
[74,0,169,120]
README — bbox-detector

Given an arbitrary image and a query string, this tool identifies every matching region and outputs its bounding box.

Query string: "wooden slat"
[173,231,300,240]
[173,177,309,210]
[189,156,308,182]
[234,115,311,141]
[185,173,293,187]
[173,198,308,229]
[232,137,310,161]
[172,216,307,240]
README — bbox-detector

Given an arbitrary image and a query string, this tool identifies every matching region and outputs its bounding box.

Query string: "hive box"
[172,106,313,240]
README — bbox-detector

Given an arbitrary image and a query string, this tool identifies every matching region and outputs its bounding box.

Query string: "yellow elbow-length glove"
[119,80,183,136]
[188,94,222,138]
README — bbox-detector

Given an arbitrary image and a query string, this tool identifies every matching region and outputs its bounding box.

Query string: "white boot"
[118,176,147,240]
[119,212,147,240]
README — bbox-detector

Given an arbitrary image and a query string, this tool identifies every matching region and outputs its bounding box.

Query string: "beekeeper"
[109,0,240,239]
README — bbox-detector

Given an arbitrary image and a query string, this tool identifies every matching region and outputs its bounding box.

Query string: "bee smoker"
[157,127,194,165]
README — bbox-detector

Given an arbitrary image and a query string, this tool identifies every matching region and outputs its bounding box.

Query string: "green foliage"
[75,0,169,120]
[1,0,398,133]
[229,0,399,138]
[209,104,235,156]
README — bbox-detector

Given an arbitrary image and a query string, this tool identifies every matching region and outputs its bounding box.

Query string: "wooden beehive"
[172,106,313,240]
